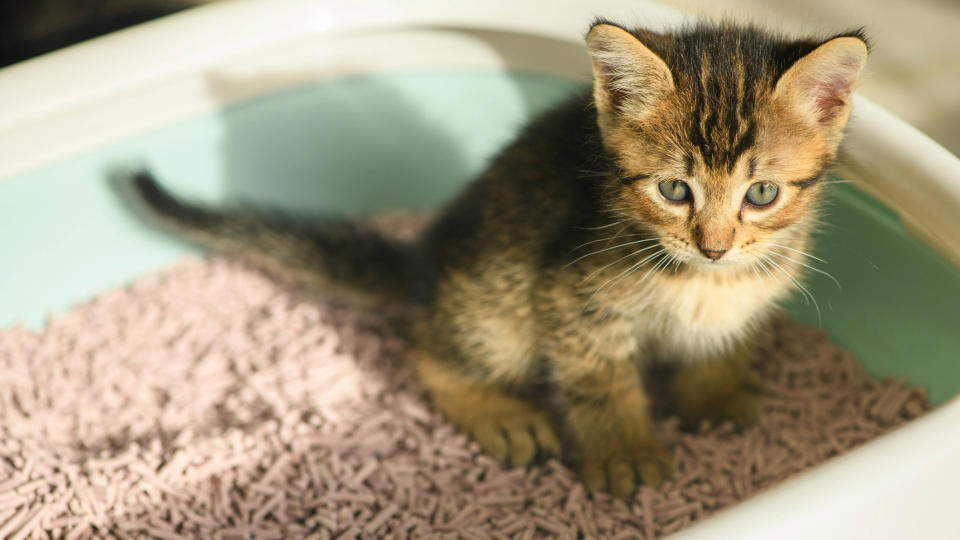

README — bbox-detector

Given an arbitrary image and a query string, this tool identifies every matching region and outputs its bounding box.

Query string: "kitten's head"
[586,21,867,268]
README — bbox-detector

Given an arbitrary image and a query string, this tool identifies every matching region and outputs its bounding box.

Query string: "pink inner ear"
[596,59,631,108]
[808,55,861,124]
[813,77,851,123]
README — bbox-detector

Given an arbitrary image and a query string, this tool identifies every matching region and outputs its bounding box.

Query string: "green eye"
[745,182,779,206]
[658,180,691,202]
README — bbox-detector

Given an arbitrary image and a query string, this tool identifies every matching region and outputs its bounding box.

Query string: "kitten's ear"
[586,23,674,118]
[774,36,868,131]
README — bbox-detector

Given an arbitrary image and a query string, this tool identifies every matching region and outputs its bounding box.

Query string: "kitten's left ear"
[774,35,868,132]
[586,23,674,119]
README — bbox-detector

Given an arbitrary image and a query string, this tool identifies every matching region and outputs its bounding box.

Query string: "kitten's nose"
[699,247,728,260]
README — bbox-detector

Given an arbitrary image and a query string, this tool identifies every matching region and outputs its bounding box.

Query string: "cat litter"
[0,250,928,539]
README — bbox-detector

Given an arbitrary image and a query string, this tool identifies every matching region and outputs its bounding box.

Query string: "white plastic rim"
[2,1,959,538]
[0,0,689,181]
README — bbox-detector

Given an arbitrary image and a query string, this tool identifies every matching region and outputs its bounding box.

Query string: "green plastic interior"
[2,70,958,405]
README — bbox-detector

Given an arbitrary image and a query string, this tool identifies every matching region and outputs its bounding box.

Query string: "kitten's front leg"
[412,348,562,467]
[670,341,763,429]
[556,358,672,497]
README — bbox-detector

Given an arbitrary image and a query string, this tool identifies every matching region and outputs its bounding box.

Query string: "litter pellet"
[0,241,930,538]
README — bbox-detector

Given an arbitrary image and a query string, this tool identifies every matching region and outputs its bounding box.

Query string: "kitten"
[118,20,867,497]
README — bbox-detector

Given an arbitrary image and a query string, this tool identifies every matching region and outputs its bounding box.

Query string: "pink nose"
[700,248,728,260]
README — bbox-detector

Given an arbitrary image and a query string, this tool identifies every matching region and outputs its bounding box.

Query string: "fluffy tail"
[114,170,418,311]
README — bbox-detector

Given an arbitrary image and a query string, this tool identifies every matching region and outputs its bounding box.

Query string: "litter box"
[1,0,959,537]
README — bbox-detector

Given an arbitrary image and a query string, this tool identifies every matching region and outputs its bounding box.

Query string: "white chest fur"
[638,268,794,359]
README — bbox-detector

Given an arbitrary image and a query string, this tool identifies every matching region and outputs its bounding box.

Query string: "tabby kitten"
[121,20,867,497]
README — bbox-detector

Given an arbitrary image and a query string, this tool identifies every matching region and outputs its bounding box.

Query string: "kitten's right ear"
[774,35,868,133]
[586,23,674,119]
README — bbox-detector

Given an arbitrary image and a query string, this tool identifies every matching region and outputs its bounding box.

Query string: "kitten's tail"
[112,170,419,313]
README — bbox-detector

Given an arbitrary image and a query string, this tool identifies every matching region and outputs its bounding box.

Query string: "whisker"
[564,238,660,269]
[571,229,628,252]
[754,256,776,282]
[667,253,683,273]
[609,253,672,302]
[763,242,828,264]
[764,256,822,325]
[640,252,672,282]
[603,232,657,248]
[586,248,665,305]
[578,219,627,231]
[582,243,663,281]
[752,254,784,288]
[571,231,657,252]
[766,250,842,290]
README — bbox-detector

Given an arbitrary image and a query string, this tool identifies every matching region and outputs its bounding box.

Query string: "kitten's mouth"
[696,258,738,267]
[659,242,748,270]
[678,252,747,269]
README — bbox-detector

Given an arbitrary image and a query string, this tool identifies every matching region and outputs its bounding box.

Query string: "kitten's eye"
[745,182,779,206]
[658,180,691,202]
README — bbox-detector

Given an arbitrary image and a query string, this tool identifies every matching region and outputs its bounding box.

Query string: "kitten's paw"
[468,409,562,467]
[671,355,764,430]
[718,385,762,427]
[677,384,761,430]
[580,443,672,497]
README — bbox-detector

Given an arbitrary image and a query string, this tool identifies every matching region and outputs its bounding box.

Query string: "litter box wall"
[2,0,960,538]
[0,70,581,329]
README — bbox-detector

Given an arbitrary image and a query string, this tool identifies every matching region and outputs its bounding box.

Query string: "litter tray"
[2,0,959,538]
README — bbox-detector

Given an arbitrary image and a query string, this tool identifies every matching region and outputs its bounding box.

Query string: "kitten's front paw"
[671,355,764,430]
[467,408,562,467]
[676,383,762,430]
[415,349,562,468]
[579,441,672,497]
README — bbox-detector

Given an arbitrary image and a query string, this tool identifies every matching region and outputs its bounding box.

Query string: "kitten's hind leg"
[412,349,561,467]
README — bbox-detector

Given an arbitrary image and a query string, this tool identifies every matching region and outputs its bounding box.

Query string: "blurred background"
[2,0,958,155]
